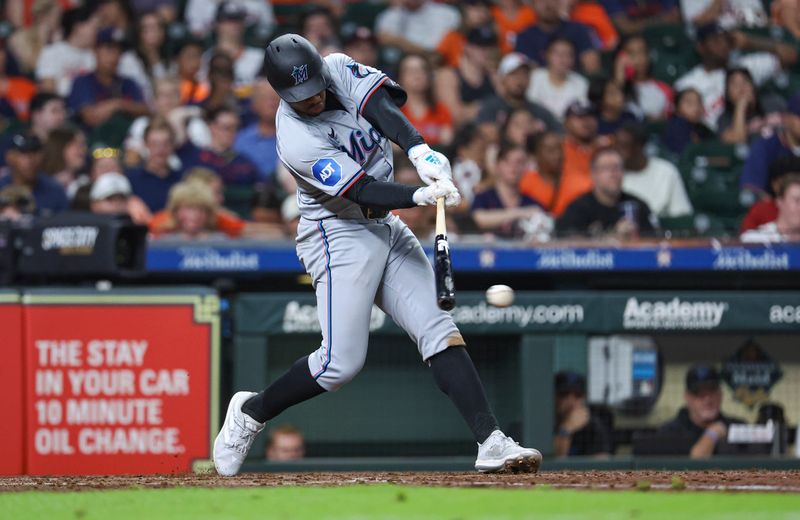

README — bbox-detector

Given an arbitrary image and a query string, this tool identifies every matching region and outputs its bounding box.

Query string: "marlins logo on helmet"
[291,64,309,85]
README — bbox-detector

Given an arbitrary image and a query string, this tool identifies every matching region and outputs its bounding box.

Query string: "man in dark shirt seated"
[179,105,259,186]
[556,147,656,239]
[126,118,183,212]
[0,133,68,216]
[553,371,611,457]
[67,27,149,132]
[658,365,746,459]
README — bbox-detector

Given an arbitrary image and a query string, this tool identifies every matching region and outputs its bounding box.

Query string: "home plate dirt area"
[3,470,800,493]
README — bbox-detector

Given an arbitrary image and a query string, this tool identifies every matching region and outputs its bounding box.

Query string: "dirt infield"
[3,470,800,493]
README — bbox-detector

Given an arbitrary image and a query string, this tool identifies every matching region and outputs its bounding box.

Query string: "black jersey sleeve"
[360,86,425,152]
[341,174,419,209]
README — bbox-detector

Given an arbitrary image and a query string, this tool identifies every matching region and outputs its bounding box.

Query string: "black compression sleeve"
[361,87,425,152]
[342,175,419,209]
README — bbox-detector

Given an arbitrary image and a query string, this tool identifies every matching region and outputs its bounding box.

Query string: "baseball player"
[214,34,542,475]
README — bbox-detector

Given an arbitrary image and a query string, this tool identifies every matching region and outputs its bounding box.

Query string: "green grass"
[2,485,800,520]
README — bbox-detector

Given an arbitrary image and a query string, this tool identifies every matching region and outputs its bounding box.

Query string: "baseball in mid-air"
[486,285,515,307]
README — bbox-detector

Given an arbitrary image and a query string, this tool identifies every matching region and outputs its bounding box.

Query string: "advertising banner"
[0,291,23,475]
[23,289,219,475]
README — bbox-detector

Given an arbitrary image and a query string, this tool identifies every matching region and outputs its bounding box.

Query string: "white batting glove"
[412,180,461,207]
[408,144,452,185]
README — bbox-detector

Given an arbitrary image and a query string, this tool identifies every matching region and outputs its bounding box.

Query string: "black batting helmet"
[262,34,331,103]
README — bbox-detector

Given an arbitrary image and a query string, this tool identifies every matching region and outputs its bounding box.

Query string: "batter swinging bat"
[434,197,455,310]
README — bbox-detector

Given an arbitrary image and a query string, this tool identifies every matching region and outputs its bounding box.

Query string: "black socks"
[242,355,326,424]
[429,346,499,444]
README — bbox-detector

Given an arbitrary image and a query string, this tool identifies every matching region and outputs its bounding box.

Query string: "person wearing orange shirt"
[398,53,454,146]
[492,0,537,54]
[520,130,592,217]
[563,0,619,51]
[0,39,37,121]
[562,100,599,184]
[176,38,209,105]
[437,0,496,68]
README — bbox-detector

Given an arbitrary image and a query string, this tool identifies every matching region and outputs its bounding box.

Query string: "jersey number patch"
[312,158,342,186]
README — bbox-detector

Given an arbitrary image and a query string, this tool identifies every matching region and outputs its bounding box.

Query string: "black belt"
[360,206,389,219]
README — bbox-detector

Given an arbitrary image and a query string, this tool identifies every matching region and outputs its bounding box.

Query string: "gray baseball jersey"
[275,53,464,391]
[277,53,396,220]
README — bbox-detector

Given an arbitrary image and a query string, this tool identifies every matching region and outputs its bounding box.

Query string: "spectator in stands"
[718,67,782,145]
[0,40,37,121]
[67,27,149,133]
[435,25,497,126]
[126,118,183,212]
[181,105,258,186]
[265,424,305,461]
[562,100,599,183]
[599,0,681,36]
[125,76,209,165]
[119,11,172,102]
[501,108,537,148]
[741,94,800,196]
[375,0,461,55]
[398,54,453,147]
[613,35,673,120]
[520,131,592,217]
[343,27,378,69]
[661,88,714,156]
[741,174,800,242]
[95,0,134,36]
[28,93,67,143]
[526,37,588,121]
[8,0,62,76]
[515,0,600,75]
[476,53,561,144]
[472,141,548,239]
[657,365,745,458]
[89,171,131,216]
[740,157,800,232]
[200,52,239,113]
[451,123,488,208]
[36,5,98,97]
[436,0,495,69]
[234,79,279,182]
[553,371,612,458]
[675,23,788,130]
[491,0,536,54]
[0,133,68,216]
[160,180,221,239]
[589,77,640,137]
[130,0,177,22]
[203,2,265,91]
[681,0,768,29]
[40,125,88,191]
[615,123,693,218]
[176,38,208,105]
[185,0,274,38]
[298,7,340,54]
[0,184,36,222]
[556,147,655,239]
[563,0,619,51]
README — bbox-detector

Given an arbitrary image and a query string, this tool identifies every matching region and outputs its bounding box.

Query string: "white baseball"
[486,285,515,307]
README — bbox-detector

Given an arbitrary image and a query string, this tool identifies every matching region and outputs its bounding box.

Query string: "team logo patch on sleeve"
[346,62,374,79]
[312,158,342,186]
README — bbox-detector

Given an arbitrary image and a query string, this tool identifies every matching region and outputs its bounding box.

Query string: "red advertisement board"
[24,292,219,475]
[0,293,24,475]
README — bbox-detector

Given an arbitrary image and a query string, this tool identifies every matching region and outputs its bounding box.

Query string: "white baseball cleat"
[475,430,542,473]
[213,391,265,477]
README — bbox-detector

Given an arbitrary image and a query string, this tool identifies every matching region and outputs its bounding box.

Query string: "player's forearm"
[361,87,425,152]
[343,175,419,209]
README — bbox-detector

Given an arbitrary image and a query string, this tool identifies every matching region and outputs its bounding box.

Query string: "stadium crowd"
[1,0,800,243]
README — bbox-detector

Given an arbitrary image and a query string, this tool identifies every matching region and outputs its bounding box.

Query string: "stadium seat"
[677,141,749,219]
[659,215,696,237]
[341,2,386,32]
[643,24,692,54]
[223,184,257,219]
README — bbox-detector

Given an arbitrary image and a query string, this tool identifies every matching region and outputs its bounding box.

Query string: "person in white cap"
[90,171,131,216]
[476,52,560,143]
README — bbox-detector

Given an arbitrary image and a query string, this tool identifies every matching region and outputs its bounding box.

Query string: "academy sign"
[622,297,728,330]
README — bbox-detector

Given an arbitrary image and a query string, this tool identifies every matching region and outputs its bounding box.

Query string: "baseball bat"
[434,197,456,310]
